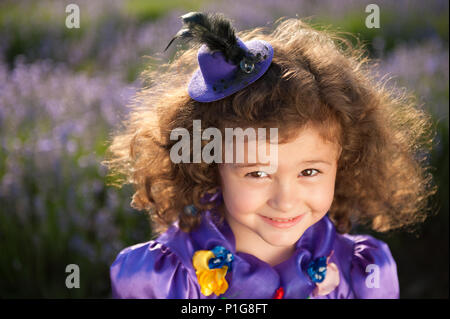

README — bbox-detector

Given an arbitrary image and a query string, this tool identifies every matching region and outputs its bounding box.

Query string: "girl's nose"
[267,182,298,213]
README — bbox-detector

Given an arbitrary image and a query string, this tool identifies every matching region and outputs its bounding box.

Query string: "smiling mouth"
[264,216,299,222]
[260,214,306,228]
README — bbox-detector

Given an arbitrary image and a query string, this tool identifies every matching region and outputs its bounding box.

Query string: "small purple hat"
[164,12,274,103]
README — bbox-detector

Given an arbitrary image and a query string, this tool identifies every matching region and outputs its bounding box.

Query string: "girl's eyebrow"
[232,163,269,168]
[300,159,332,166]
[232,159,332,168]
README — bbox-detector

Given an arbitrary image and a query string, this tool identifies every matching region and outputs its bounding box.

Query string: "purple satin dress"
[110,208,399,299]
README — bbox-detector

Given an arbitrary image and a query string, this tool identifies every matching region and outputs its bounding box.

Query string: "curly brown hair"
[102,17,437,236]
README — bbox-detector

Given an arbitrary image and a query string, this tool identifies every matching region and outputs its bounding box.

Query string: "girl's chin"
[258,222,311,247]
[259,231,305,248]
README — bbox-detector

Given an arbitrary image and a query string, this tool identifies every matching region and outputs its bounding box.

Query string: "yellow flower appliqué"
[192,247,233,297]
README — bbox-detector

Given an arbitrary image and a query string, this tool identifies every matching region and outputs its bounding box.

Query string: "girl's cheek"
[222,178,267,215]
[306,179,336,215]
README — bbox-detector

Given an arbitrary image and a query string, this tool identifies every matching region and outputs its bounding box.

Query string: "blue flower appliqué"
[208,246,234,271]
[307,256,327,283]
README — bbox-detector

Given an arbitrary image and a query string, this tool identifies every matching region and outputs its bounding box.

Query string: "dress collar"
[157,191,337,298]
[189,207,336,298]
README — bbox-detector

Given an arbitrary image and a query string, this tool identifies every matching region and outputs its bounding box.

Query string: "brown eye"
[246,171,268,178]
[300,169,320,177]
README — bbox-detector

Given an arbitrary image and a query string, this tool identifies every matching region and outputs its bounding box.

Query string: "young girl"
[104,12,436,299]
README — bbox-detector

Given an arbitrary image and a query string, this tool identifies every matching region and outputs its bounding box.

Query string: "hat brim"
[188,40,274,103]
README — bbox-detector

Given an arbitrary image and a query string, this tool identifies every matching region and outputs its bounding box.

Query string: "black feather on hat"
[164,12,249,65]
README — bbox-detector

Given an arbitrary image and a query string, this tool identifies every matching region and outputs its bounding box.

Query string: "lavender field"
[0,0,448,298]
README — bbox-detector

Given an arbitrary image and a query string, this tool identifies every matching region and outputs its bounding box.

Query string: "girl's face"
[218,125,341,250]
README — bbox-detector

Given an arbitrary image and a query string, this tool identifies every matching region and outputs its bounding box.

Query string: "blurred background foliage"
[0,0,448,298]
